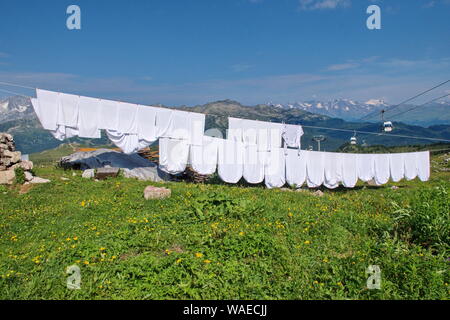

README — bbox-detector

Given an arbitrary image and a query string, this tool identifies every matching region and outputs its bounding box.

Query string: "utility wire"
[1,83,450,143]
[359,79,450,121]
[388,93,450,120]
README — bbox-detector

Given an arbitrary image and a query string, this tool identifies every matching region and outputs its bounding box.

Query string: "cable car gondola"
[381,110,394,132]
[350,131,357,145]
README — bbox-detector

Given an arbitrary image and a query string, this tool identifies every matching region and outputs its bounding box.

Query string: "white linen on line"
[341,153,358,188]
[136,105,157,143]
[218,139,244,184]
[417,151,430,182]
[324,152,343,189]
[106,131,145,155]
[189,112,206,146]
[374,154,390,186]
[117,102,138,134]
[36,89,59,130]
[306,151,325,188]
[227,117,243,142]
[99,99,119,130]
[282,124,303,149]
[269,122,283,150]
[357,153,375,182]
[265,148,286,189]
[389,153,405,182]
[155,107,173,138]
[404,152,418,181]
[242,119,258,146]
[189,136,219,175]
[77,96,101,139]
[285,149,307,188]
[57,92,79,128]
[159,138,190,174]
[243,144,266,184]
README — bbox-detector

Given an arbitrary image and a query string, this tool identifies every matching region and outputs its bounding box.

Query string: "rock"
[0,143,8,150]
[143,186,171,200]
[30,177,51,184]
[60,177,70,181]
[391,186,399,190]
[72,172,77,176]
[0,165,6,171]
[24,171,34,182]
[95,167,120,180]
[312,190,324,197]
[82,169,95,179]
[0,133,13,143]
[3,150,21,164]
[0,170,15,185]
[11,160,34,171]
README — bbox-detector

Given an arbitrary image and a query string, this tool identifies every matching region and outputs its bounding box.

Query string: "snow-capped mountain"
[0,95,34,123]
[267,98,389,121]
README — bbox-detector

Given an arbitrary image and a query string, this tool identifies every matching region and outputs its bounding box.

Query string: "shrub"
[14,167,26,185]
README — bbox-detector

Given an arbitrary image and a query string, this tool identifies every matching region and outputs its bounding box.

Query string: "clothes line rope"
[1,84,450,143]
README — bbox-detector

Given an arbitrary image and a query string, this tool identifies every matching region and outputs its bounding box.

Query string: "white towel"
[106,130,149,155]
[155,108,173,138]
[243,144,266,184]
[282,124,303,149]
[417,151,430,182]
[189,112,206,146]
[341,153,358,188]
[404,152,418,181]
[357,153,375,182]
[78,96,101,138]
[117,102,138,134]
[36,89,59,130]
[242,119,258,146]
[218,139,244,184]
[389,153,405,182]
[269,123,283,150]
[99,99,119,130]
[189,136,219,175]
[159,138,189,174]
[285,149,307,188]
[306,151,325,188]
[324,152,343,189]
[136,105,157,143]
[57,92,79,128]
[374,154,390,185]
[255,121,270,152]
[227,117,243,142]
[264,148,286,189]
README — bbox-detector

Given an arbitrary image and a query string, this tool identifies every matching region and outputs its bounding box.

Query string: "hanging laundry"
[373,154,390,185]
[189,112,206,146]
[57,92,79,128]
[341,153,358,188]
[136,105,157,143]
[324,152,343,189]
[243,144,266,184]
[106,130,149,155]
[269,122,283,150]
[404,152,418,181]
[155,107,173,138]
[265,148,286,189]
[117,102,138,134]
[218,139,244,184]
[357,153,375,182]
[389,153,405,182]
[241,119,258,146]
[282,123,304,149]
[189,136,219,175]
[285,149,307,188]
[77,96,101,139]
[306,151,325,188]
[227,117,243,142]
[159,138,190,174]
[416,151,430,182]
[255,121,270,152]
[35,89,59,130]
[99,99,119,130]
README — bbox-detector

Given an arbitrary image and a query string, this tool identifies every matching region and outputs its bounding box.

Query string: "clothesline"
[1,84,450,143]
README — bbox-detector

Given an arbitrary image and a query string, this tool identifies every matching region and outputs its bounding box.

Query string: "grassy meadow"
[0,152,449,300]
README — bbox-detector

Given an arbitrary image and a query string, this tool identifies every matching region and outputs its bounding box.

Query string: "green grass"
[0,158,449,300]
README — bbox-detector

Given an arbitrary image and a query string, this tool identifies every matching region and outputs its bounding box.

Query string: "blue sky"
[0,0,449,106]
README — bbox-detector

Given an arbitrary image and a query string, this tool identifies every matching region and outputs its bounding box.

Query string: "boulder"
[0,170,16,185]
[30,177,51,184]
[11,160,34,171]
[95,167,120,180]
[144,186,171,200]
[82,169,95,179]
[312,190,324,197]
[24,171,34,182]
[3,150,21,164]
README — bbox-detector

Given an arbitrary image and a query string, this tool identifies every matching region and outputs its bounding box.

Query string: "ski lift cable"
[359,79,450,121]
[388,93,450,120]
[1,85,450,143]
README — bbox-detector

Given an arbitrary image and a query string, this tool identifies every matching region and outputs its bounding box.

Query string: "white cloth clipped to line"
[189,136,220,175]
[159,138,190,175]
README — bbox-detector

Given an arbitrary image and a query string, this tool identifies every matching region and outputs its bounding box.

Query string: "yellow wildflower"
[195,252,203,258]
[304,240,311,245]
[204,259,212,264]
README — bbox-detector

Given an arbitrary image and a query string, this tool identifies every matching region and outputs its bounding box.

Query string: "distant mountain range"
[267,98,450,126]
[0,96,449,154]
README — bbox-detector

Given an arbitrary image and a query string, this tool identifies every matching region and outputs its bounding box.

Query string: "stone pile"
[0,133,49,185]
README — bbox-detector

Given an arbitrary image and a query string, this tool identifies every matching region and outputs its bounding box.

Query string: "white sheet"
[36,89,59,130]
[99,99,119,130]
[357,153,375,182]
[57,92,79,128]
[159,138,189,174]
[285,149,307,188]
[243,144,266,184]
[404,152,418,181]
[228,117,243,142]
[389,153,405,182]
[218,139,244,184]
[106,130,150,155]
[189,136,219,175]
[417,151,430,182]
[374,154,390,185]
[117,102,138,134]
[155,108,173,138]
[136,105,157,143]
[282,124,303,149]
[306,151,325,188]
[264,148,286,189]
[77,96,101,138]
[189,112,206,146]
[324,152,343,189]
[341,153,358,188]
